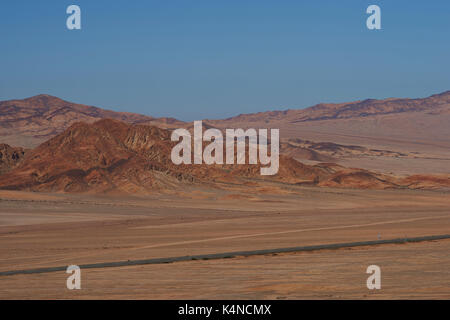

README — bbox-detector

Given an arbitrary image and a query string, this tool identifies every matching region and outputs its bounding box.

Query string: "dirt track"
[1,234,449,277]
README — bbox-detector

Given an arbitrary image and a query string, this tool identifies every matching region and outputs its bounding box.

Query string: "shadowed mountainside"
[0,144,27,175]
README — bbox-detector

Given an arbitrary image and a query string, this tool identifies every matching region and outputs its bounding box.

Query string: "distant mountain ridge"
[210,90,450,124]
[1,90,450,149]
[0,94,184,148]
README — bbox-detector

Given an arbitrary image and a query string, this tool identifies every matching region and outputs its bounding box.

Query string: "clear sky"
[1,0,449,120]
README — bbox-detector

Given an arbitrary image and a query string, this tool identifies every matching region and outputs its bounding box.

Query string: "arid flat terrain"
[2,240,449,300]
[0,187,449,299]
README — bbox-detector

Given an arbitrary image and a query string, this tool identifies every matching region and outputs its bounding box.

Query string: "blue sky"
[1,0,449,120]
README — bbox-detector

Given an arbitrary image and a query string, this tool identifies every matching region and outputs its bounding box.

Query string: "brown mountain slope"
[0,119,411,194]
[399,175,450,190]
[0,94,185,148]
[0,119,189,193]
[0,144,27,175]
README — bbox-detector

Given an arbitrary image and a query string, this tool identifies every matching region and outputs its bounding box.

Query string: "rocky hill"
[0,119,420,194]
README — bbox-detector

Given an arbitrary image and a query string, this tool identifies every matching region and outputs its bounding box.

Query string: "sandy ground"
[1,240,449,300]
[0,186,449,299]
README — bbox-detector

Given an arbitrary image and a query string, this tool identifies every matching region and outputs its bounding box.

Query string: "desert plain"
[0,184,449,299]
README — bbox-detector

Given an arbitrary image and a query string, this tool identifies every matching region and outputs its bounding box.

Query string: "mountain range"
[2,91,450,149]
[0,91,449,193]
